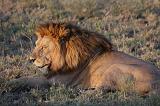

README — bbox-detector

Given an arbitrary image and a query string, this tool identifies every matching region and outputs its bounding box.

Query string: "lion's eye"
[39,48,43,56]
[43,45,48,49]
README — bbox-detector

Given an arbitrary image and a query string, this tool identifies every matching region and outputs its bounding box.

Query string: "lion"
[30,22,160,95]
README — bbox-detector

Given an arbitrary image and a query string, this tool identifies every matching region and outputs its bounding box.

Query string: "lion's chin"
[38,65,50,76]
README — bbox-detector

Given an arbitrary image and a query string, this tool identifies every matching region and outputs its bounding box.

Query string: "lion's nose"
[29,56,36,63]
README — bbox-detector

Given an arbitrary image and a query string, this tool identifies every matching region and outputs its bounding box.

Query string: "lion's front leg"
[5,76,51,93]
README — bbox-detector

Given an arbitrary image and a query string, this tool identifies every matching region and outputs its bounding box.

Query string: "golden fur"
[30,23,160,95]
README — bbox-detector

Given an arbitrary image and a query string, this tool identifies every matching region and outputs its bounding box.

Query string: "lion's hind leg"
[104,64,153,95]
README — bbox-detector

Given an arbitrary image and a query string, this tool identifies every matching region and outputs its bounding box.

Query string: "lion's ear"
[48,24,53,32]
[35,31,41,38]
[35,31,46,38]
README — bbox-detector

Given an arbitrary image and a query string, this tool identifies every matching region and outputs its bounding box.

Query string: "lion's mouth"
[37,64,49,68]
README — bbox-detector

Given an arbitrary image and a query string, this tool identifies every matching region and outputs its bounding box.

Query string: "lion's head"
[30,23,112,75]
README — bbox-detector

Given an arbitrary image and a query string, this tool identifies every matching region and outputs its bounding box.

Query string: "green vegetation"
[0,0,160,105]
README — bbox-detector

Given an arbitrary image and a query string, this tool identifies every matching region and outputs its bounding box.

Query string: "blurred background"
[0,0,160,105]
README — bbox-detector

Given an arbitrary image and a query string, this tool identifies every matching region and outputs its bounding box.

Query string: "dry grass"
[0,0,160,105]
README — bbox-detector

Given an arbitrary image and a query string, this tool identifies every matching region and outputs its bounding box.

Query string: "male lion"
[30,23,160,95]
